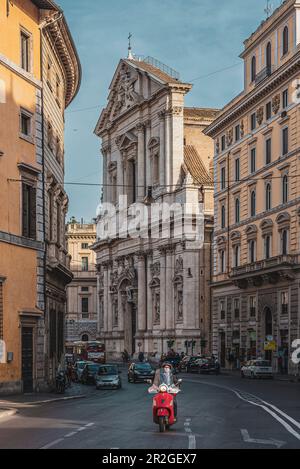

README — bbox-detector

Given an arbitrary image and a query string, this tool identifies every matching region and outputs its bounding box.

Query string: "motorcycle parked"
[56,370,66,394]
[148,380,182,433]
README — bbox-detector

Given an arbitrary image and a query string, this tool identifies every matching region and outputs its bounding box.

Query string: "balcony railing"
[230,254,299,277]
[255,66,273,85]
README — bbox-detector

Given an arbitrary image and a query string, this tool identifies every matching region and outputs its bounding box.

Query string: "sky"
[61,0,284,223]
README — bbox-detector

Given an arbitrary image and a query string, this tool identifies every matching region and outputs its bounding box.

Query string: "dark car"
[186,356,202,373]
[128,362,155,383]
[96,365,122,390]
[199,359,221,375]
[81,363,102,385]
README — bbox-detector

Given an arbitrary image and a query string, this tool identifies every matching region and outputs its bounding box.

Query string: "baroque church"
[93,51,218,359]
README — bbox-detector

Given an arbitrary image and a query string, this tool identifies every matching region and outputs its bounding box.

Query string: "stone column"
[164,110,171,189]
[165,247,174,331]
[160,250,166,330]
[145,121,152,189]
[103,265,109,333]
[147,254,153,332]
[107,263,113,332]
[137,253,146,332]
[158,111,165,188]
[136,123,145,201]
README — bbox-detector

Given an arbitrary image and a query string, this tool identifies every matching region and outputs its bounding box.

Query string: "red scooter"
[148,381,182,433]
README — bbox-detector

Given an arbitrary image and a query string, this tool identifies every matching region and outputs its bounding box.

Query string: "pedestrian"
[138,351,144,363]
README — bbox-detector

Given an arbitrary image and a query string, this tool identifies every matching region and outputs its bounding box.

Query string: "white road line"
[41,438,64,449]
[241,429,285,448]
[188,435,196,449]
[185,428,192,433]
[85,422,95,427]
[77,427,86,432]
[65,432,77,438]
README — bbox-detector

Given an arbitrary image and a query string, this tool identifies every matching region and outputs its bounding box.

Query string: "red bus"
[71,341,106,364]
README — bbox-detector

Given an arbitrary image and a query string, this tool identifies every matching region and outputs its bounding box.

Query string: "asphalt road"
[0,370,300,449]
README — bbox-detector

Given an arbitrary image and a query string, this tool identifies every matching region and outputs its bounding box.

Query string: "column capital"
[158,110,166,120]
[135,122,145,133]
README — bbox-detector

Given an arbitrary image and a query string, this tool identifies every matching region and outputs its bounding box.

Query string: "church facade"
[93,54,218,359]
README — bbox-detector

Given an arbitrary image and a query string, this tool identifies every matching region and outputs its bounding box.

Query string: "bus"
[67,341,106,364]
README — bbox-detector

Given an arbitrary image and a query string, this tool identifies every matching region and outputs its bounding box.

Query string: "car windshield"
[255,361,271,367]
[135,364,152,371]
[87,364,100,373]
[98,366,118,375]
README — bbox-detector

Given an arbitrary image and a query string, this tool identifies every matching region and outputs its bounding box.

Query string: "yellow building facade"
[205,0,300,373]
[0,0,80,394]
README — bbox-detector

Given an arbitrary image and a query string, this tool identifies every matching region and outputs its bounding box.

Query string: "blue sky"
[61,0,283,222]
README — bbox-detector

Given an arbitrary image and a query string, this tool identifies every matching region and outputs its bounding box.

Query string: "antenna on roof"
[127,32,134,59]
[264,0,274,18]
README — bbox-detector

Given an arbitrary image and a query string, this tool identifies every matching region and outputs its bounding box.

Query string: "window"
[82,334,89,342]
[48,122,54,151]
[282,174,288,204]
[21,30,31,72]
[56,202,61,245]
[233,245,240,268]
[282,89,288,109]
[249,239,256,263]
[235,158,240,182]
[221,205,226,229]
[22,183,36,239]
[234,298,240,319]
[221,135,226,151]
[220,250,225,274]
[249,296,256,318]
[251,56,256,82]
[282,26,289,56]
[235,198,240,224]
[281,229,288,256]
[81,243,89,250]
[82,257,89,272]
[152,153,159,184]
[81,286,89,292]
[55,74,61,102]
[266,101,272,120]
[282,127,288,156]
[266,183,271,211]
[250,113,256,131]
[281,292,288,315]
[250,190,256,217]
[250,148,256,173]
[47,56,53,86]
[20,110,32,137]
[235,124,240,142]
[266,138,272,165]
[221,167,226,190]
[82,298,89,318]
[220,300,226,320]
[264,235,271,259]
[266,42,272,70]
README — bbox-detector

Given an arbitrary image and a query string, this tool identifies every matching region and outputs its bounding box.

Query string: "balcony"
[255,66,273,86]
[230,254,300,289]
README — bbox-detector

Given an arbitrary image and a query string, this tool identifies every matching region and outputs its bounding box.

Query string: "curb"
[0,409,18,420]
[24,394,88,405]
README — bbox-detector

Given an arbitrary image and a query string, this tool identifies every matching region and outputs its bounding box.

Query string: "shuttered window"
[22,183,36,239]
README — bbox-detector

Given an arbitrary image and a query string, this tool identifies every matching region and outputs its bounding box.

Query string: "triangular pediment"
[116,131,138,151]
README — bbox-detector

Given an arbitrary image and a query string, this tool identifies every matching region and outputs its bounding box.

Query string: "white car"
[241,360,274,379]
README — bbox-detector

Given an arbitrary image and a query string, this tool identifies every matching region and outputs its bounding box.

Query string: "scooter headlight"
[159,385,167,393]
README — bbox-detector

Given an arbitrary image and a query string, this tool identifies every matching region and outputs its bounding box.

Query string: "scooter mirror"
[146,380,152,384]
[178,379,183,384]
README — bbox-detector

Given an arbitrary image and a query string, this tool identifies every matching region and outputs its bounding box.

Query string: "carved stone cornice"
[166,106,183,117]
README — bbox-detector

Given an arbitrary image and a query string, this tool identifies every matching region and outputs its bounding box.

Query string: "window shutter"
[22,183,29,238]
[29,186,36,240]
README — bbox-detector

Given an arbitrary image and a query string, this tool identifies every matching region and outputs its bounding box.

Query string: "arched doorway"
[264,307,273,361]
[82,334,89,342]
[120,280,137,355]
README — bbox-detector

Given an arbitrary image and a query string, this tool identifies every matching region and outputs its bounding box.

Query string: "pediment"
[116,132,138,151]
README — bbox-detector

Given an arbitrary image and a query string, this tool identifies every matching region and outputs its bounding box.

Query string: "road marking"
[85,423,95,427]
[65,432,77,438]
[188,435,196,449]
[184,418,196,449]
[241,429,286,448]
[41,438,64,449]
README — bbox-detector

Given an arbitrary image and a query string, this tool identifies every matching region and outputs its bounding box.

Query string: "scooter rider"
[153,362,179,418]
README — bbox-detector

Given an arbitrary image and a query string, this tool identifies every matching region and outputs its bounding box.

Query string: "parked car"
[81,363,102,385]
[178,356,191,372]
[128,362,155,383]
[241,360,274,379]
[96,365,122,390]
[186,356,202,373]
[199,359,221,375]
[73,360,91,382]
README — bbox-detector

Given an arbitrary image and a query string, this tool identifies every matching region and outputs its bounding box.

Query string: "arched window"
[249,239,256,264]
[266,183,271,211]
[235,198,240,224]
[251,56,256,82]
[282,175,288,204]
[221,205,226,229]
[281,229,288,256]
[266,42,272,70]
[233,245,240,268]
[264,235,271,259]
[250,190,256,217]
[82,334,89,342]
[220,250,225,273]
[282,26,289,56]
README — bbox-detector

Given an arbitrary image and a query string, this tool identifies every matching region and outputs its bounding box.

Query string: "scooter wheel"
[159,416,166,433]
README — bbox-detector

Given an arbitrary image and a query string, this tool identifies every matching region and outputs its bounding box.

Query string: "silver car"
[241,360,274,379]
[96,365,122,390]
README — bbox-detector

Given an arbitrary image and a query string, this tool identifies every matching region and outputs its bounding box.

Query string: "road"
[0,369,300,449]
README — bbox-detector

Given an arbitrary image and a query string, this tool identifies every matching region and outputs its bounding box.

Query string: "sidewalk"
[221,368,300,382]
[0,382,96,419]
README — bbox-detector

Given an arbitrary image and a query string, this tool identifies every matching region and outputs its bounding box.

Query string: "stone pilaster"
[137,253,146,331]
[158,111,166,188]
[165,247,174,330]
[136,123,145,201]
[159,250,166,330]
